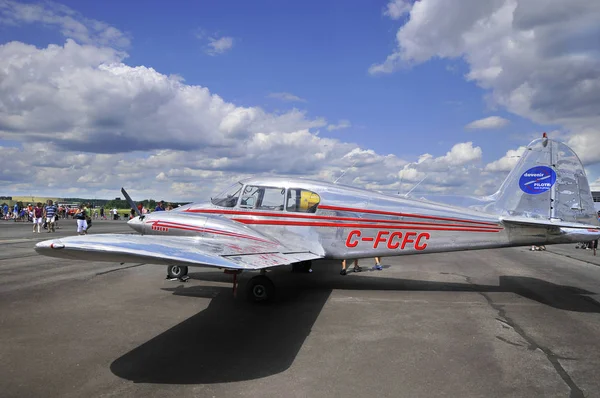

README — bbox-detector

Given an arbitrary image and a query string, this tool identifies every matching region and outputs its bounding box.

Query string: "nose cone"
[127,216,145,234]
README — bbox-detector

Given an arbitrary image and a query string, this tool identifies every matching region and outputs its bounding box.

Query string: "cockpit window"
[211,182,243,207]
[286,189,320,213]
[240,185,285,211]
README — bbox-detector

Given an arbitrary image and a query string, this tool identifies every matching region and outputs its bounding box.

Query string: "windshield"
[211,182,243,207]
[240,185,286,210]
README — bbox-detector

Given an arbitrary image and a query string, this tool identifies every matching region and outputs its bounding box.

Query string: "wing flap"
[222,252,320,269]
[35,234,321,270]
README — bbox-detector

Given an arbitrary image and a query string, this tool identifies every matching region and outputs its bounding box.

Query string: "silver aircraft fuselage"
[127,176,599,260]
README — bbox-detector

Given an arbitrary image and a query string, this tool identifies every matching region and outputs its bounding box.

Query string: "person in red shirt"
[33,203,43,233]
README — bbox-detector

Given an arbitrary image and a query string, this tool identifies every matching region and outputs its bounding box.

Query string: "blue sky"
[0,0,598,200]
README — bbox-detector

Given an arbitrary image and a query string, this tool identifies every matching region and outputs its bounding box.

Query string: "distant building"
[593,191,600,212]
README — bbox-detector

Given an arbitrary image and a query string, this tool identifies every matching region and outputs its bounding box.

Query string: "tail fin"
[485,136,598,226]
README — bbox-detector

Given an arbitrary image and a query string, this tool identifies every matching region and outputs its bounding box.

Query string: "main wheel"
[167,265,188,279]
[246,275,276,303]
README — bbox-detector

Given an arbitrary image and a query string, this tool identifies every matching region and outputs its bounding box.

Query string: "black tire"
[167,265,188,278]
[246,275,275,303]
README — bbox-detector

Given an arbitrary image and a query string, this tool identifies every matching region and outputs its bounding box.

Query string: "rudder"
[484,135,598,226]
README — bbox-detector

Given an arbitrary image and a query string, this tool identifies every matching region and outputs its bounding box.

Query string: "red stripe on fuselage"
[231,219,502,232]
[184,208,501,229]
[317,205,498,226]
[145,220,275,244]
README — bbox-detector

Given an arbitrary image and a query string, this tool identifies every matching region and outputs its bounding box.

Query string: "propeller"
[121,187,143,218]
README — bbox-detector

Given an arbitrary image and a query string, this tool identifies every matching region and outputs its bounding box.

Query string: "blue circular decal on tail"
[519,166,556,195]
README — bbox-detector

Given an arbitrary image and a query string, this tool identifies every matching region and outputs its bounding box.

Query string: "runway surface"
[2,219,600,397]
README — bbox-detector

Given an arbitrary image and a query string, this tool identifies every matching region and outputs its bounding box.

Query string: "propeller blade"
[121,187,142,217]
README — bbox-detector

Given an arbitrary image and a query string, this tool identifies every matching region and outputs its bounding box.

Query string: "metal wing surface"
[35,234,322,270]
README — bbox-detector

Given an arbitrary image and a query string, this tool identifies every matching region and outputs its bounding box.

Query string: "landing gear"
[167,265,189,281]
[246,275,276,303]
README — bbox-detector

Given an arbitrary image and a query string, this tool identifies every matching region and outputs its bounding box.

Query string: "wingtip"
[35,239,65,252]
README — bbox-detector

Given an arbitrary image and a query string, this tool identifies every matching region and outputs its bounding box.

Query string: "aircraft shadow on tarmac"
[110,266,600,385]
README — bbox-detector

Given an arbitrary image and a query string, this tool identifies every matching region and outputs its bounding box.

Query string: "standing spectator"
[74,204,88,235]
[85,203,93,231]
[2,203,7,219]
[54,207,60,230]
[33,203,43,233]
[373,257,383,271]
[43,200,57,232]
[99,207,105,220]
[155,201,165,211]
[112,207,118,220]
[340,259,362,275]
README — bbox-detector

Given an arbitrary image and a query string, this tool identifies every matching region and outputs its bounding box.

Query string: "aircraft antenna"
[404,175,428,197]
[334,160,358,184]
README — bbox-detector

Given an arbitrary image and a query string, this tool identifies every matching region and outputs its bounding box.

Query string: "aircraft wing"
[35,234,322,270]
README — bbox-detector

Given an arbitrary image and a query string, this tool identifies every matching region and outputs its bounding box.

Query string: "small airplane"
[35,135,600,302]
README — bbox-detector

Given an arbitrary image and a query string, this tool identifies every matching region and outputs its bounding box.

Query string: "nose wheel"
[246,275,276,303]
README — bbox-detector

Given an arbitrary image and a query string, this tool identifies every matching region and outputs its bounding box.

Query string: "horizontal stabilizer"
[501,216,600,230]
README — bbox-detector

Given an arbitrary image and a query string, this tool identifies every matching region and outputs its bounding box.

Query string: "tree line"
[103,199,190,209]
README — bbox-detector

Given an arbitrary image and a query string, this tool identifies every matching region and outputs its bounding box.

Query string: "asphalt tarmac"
[2,219,600,398]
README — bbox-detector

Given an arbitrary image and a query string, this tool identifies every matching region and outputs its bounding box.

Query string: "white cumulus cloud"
[327,119,352,131]
[0,0,130,48]
[206,36,233,55]
[465,116,510,130]
[383,0,412,20]
[268,92,307,103]
[484,146,527,172]
[369,0,600,166]
[436,142,483,166]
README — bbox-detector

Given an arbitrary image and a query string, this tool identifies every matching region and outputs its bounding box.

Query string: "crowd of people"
[0,200,65,233]
[0,199,177,236]
[2,201,78,222]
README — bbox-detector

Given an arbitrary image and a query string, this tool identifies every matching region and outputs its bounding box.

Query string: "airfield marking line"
[541,250,600,268]
[0,239,33,245]
[0,253,40,261]
[330,297,551,306]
